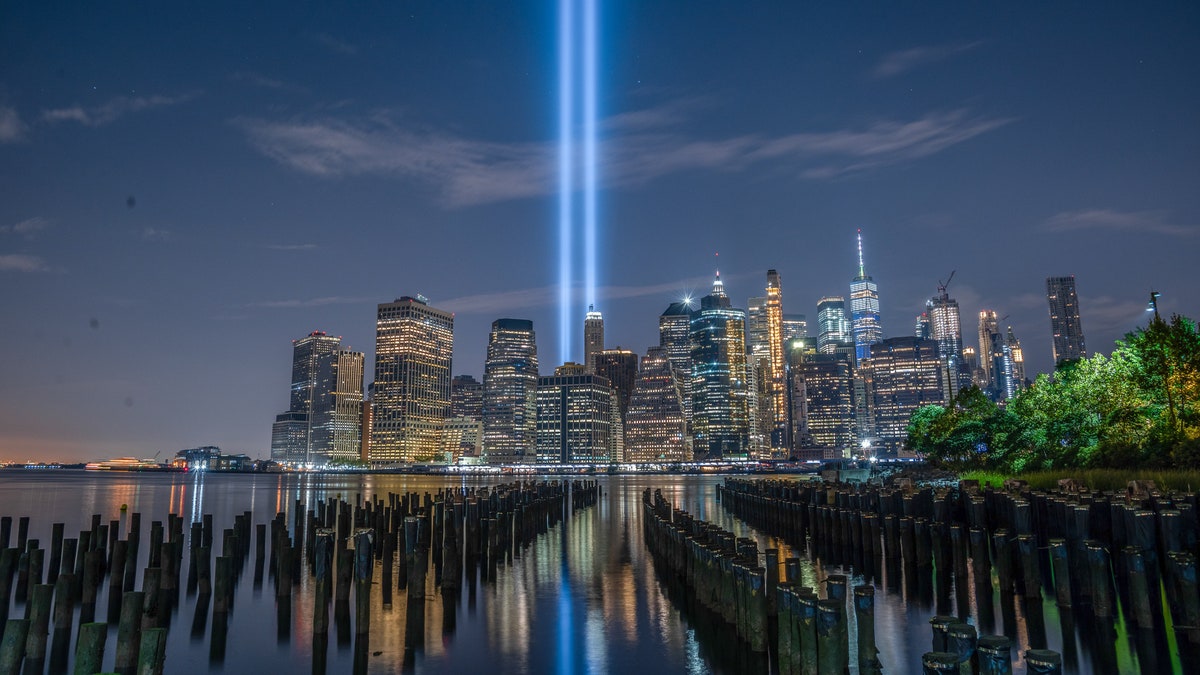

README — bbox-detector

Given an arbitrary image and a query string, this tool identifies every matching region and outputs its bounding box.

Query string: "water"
[0,471,1186,673]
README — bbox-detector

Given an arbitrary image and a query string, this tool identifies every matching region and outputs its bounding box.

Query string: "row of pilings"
[718,476,1200,673]
[643,488,896,673]
[0,479,600,675]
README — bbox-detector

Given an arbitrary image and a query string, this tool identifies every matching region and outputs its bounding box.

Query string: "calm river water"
[0,471,1187,674]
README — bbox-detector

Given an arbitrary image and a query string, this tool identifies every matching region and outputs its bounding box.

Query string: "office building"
[583,305,605,371]
[270,411,308,465]
[482,319,540,464]
[817,296,851,355]
[782,313,808,341]
[690,271,751,460]
[442,416,483,460]
[1047,276,1087,365]
[451,375,484,420]
[310,350,364,464]
[1007,326,1026,389]
[849,231,883,361]
[271,330,342,465]
[536,363,615,463]
[977,310,999,387]
[371,295,454,464]
[790,353,857,459]
[625,347,689,463]
[659,301,694,427]
[861,337,944,455]
[929,287,972,398]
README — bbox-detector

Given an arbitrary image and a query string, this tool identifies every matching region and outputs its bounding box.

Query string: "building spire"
[705,251,724,295]
[856,229,866,280]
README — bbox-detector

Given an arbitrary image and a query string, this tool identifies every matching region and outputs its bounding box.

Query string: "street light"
[1147,291,1161,320]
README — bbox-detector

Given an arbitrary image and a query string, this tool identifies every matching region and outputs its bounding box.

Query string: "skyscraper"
[790,352,857,460]
[451,375,484,420]
[371,295,454,464]
[625,347,689,463]
[271,330,342,465]
[1047,276,1087,365]
[1007,326,1026,389]
[860,337,944,455]
[764,270,787,445]
[849,231,883,361]
[817,296,851,355]
[482,319,539,464]
[310,349,364,464]
[929,286,971,397]
[915,308,932,340]
[782,314,808,341]
[985,330,1017,401]
[583,305,604,371]
[977,311,999,386]
[536,363,614,463]
[659,301,694,427]
[594,348,639,418]
[690,270,751,460]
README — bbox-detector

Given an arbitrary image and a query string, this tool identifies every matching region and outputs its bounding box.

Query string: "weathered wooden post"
[977,635,1012,675]
[1024,649,1063,674]
[354,530,373,635]
[922,652,959,674]
[73,622,107,675]
[115,590,144,675]
[22,583,52,668]
[136,627,167,675]
[855,584,881,674]
[815,598,847,674]
[0,618,30,674]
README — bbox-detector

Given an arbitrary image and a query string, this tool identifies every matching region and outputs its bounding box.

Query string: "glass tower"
[1046,275,1087,365]
[659,301,694,440]
[849,231,883,361]
[817,296,850,354]
[625,346,688,463]
[311,350,364,464]
[482,318,539,464]
[536,363,614,463]
[689,271,751,460]
[583,305,604,372]
[371,296,454,464]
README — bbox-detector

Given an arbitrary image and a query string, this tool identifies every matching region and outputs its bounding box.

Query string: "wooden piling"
[22,583,52,667]
[136,627,167,675]
[354,530,373,635]
[0,618,30,675]
[977,635,1012,675]
[73,622,107,675]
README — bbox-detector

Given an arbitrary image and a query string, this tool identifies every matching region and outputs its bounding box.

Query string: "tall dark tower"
[482,319,539,464]
[1046,276,1086,365]
[690,270,751,460]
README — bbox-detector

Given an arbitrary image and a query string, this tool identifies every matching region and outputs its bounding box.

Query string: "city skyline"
[2,3,1197,460]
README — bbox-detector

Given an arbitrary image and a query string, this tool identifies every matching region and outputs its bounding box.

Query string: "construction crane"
[937,270,956,297]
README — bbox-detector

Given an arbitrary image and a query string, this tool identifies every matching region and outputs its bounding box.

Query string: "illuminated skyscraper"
[451,375,484,420]
[594,348,639,418]
[782,313,808,341]
[1007,326,1026,389]
[690,271,751,460]
[977,310,999,388]
[482,319,539,464]
[790,353,857,459]
[860,337,944,455]
[817,296,851,355]
[271,330,342,465]
[764,270,787,446]
[929,287,972,398]
[310,349,364,464]
[915,307,933,340]
[1047,276,1086,365]
[985,330,1017,401]
[849,231,883,361]
[659,301,694,426]
[625,347,688,463]
[583,305,604,371]
[371,295,454,464]
[536,362,614,463]
[746,295,773,453]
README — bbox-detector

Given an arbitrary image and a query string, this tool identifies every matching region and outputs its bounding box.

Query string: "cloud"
[231,72,309,94]
[1044,209,1194,237]
[0,254,50,272]
[265,243,318,251]
[141,227,171,241]
[248,296,370,309]
[311,33,358,56]
[42,92,198,127]
[0,217,50,237]
[1085,295,1153,334]
[240,106,1012,206]
[873,41,983,78]
[0,106,26,142]
[441,274,727,314]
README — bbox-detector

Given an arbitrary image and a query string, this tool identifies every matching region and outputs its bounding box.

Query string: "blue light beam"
[583,0,598,311]
[558,0,575,365]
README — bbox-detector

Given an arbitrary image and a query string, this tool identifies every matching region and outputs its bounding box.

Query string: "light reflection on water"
[0,471,1185,674]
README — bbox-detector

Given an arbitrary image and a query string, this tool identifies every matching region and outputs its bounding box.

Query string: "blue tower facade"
[850,231,883,362]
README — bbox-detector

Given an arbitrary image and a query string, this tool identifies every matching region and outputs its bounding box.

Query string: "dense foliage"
[906,314,1200,472]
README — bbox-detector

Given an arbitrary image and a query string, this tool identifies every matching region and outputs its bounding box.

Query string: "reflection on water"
[0,471,1191,673]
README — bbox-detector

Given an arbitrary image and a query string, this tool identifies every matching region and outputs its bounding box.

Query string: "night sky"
[1,2,1197,461]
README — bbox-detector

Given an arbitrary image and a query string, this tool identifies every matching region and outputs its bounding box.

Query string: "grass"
[959,468,1200,492]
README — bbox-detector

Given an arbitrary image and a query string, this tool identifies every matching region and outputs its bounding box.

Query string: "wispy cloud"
[231,72,309,94]
[248,296,370,309]
[239,105,1012,206]
[141,227,172,241]
[265,243,318,251]
[441,274,728,314]
[0,217,50,238]
[0,254,50,272]
[1086,295,1154,333]
[873,41,983,78]
[1044,209,1194,237]
[311,33,358,56]
[42,92,199,127]
[0,106,26,143]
